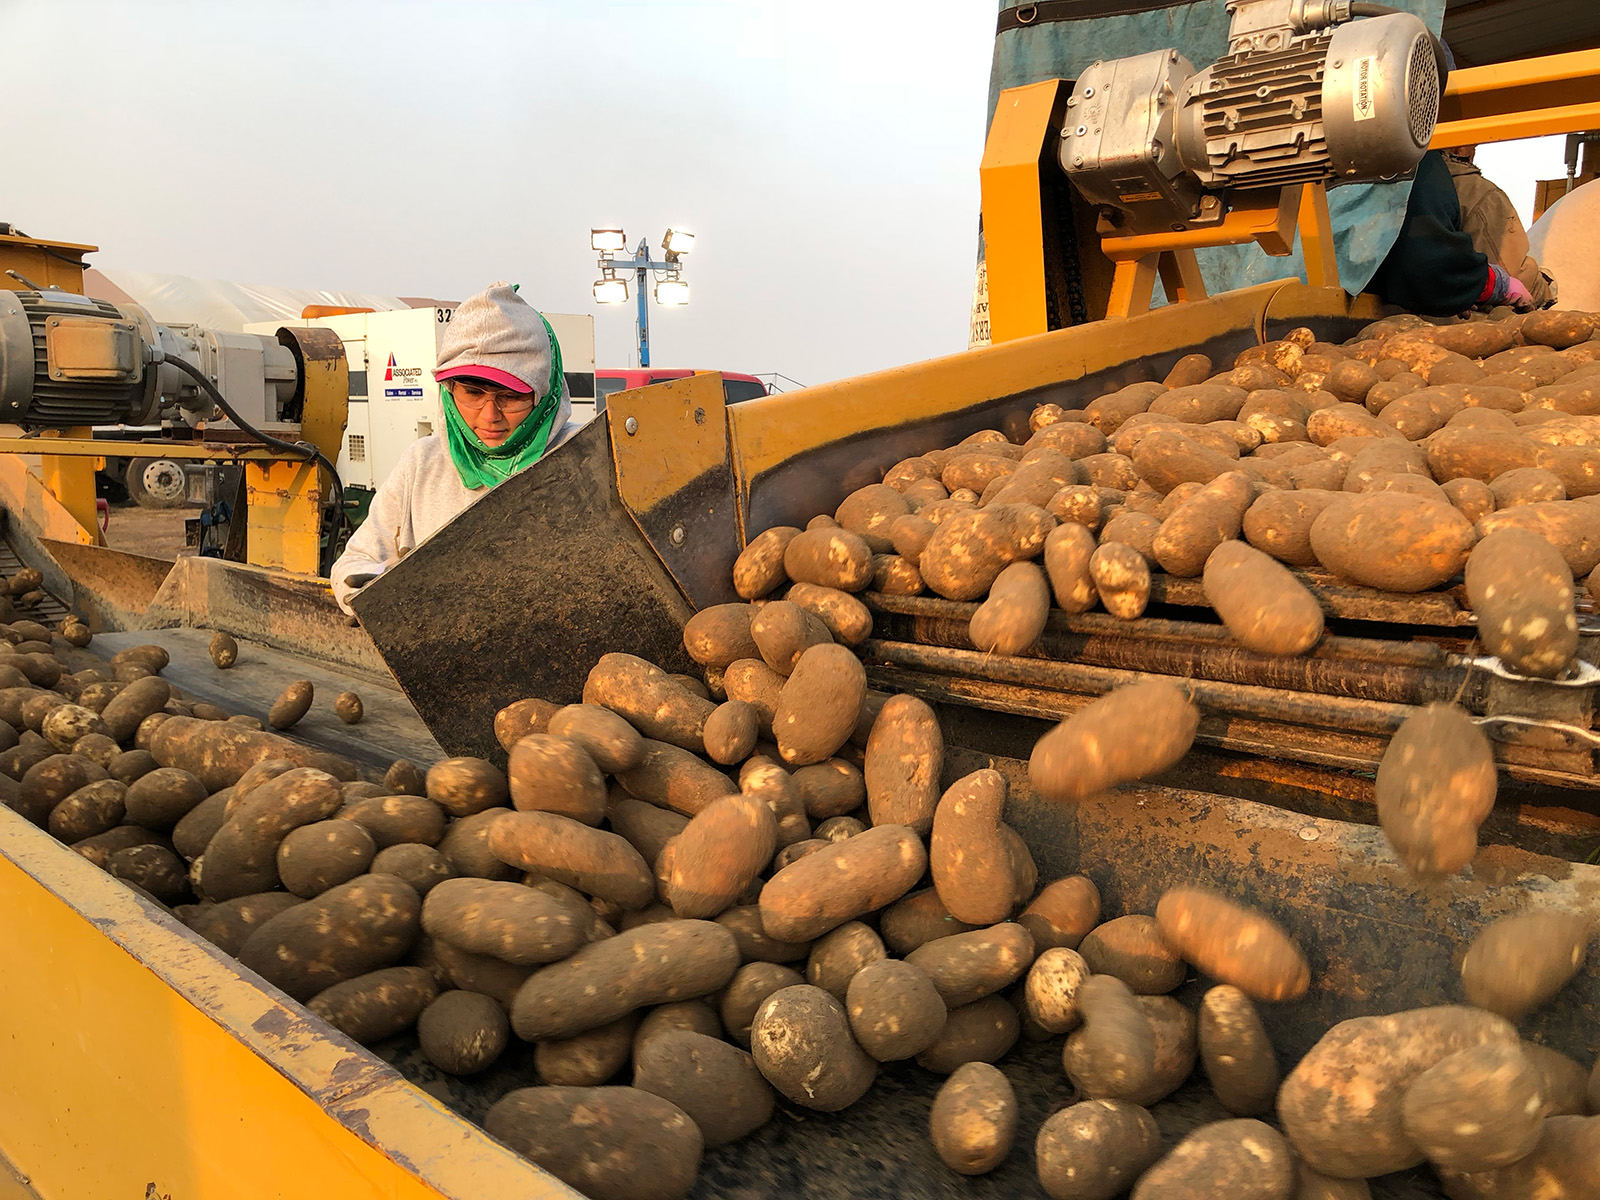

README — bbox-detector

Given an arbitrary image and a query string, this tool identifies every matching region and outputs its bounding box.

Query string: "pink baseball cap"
[435,363,534,393]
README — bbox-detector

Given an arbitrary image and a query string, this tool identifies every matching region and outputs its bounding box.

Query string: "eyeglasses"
[450,384,535,416]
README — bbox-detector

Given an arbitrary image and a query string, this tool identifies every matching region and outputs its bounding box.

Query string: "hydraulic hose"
[159,353,347,575]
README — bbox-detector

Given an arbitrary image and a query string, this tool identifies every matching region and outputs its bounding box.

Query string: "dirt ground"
[100,501,195,560]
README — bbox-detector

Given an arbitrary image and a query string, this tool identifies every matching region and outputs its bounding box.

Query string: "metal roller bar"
[866,605,1483,709]
[1148,570,1475,627]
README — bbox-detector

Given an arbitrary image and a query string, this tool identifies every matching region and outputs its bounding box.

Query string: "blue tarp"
[987,0,1446,297]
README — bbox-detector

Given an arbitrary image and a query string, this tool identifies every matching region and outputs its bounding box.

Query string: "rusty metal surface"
[39,538,174,630]
[354,418,697,760]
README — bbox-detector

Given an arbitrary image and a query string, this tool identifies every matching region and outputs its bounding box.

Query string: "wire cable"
[158,354,347,575]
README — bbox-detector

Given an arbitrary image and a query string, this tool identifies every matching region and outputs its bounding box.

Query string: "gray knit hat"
[434,281,552,395]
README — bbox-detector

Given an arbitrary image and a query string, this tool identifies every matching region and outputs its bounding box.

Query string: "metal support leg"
[38,427,104,547]
[1106,254,1160,318]
[1298,182,1340,289]
[1157,249,1208,305]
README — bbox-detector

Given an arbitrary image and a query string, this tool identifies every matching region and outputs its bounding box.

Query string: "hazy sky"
[2,2,1573,385]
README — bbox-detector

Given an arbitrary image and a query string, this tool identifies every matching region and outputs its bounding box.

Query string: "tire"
[125,459,188,509]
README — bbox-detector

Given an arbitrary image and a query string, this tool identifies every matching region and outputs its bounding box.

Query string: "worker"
[1444,144,1555,308]
[330,282,576,614]
[1366,149,1537,317]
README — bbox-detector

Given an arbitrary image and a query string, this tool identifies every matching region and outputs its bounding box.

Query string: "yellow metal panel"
[0,807,572,1199]
[1108,255,1160,319]
[728,282,1297,485]
[605,372,729,513]
[0,234,94,294]
[246,458,323,575]
[280,325,350,464]
[980,80,1064,344]
[1298,183,1339,290]
[1433,49,1600,147]
[36,427,103,547]
[0,456,92,546]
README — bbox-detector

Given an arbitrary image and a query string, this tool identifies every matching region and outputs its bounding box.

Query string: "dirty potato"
[268,680,314,731]
[1198,985,1280,1116]
[633,1030,774,1147]
[845,958,947,1061]
[1036,1099,1162,1200]
[1401,1041,1546,1171]
[929,1062,1017,1175]
[969,561,1050,655]
[1464,528,1578,678]
[1130,1118,1294,1200]
[1155,885,1309,1001]
[750,984,878,1111]
[1088,542,1150,618]
[1203,541,1323,656]
[1029,681,1199,803]
[1460,909,1591,1020]
[1375,703,1497,878]
[758,823,925,941]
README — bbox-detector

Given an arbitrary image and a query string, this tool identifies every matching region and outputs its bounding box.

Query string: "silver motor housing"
[1059,5,1440,236]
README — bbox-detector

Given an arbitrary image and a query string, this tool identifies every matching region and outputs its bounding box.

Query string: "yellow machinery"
[2,33,1600,1200]
[0,230,348,576]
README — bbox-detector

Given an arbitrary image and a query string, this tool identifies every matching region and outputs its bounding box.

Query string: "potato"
[906,923,1035,1009]
[831,483,909,551]
[759,822,924,941]
[489,810,654,909]
[1427,428,1542,483]
[1523,310,1596,349]
[1124,995,1197,1106]
[781,526,874,593]
[1489,466,1566,507]
[97,676,171,743]
[751,601,831,676]
[632,1000,722,1057]
[337,794,448,850]
[584,654,715,753]
[712,904,810,964]
[1535,443,1600,497]
[1100,510,1161,564]
[664,792,777,919]
[510,918,739,1041]
[535,1014,637,1086]
[965,560,1047,655]
[1155,886,1308,1001]
[1036,1099,1163,1200]
[275,819,377,898]
[772,643,864,767]
[1131,1118,1294,1200]
[1460,909,1591,1020]
[1375,703,1497,878]
[838,957,947,1062]
[749,984,877,1110]
[40,703,109,753]
[697,699,756,765]
[616,739,738,817]
[418,877,589,969]
[307,965,436,1045]
[416,989,509,1075]
[1436,1114,1600,1200]
[1380,388,1467,440]
[603,798,684,877]
[377,758,424,797]
[721,658,783,738]
[1401,1041,1545,1172]
[1293,1161,1372,1199]
[1478,500,1600,575]
[1441,476,1496,522]
[1151,471,1253,578]
[1150,383,1247,424]
[236,873,419,1002]
[791,758,864,820]
[484,1086,701,1200]
[120,766,206,831]
[805,920,886,1000]
[534,708,641,779]
[1198,984,1279,1116]
[929,1061,1016,1176]
[107,842,189,904]
[733,526,801,599]
[1202,541,1323,656]
[197,768,344,900]
[854,696,943,835]
[1517,1044,1590,1116]
[264,680,313,731]
[45,776,125,844]
[680,603,758,671]
[879,887,979,954]
[369,843,452,896]
[1040,522,1097,615]
[1061,974,1157,1099]
[1030,681,1198,803]
[632,1030,773,1149]
[148,715,354,790]
[181,891,302,956]
[1081,452,1141,490]
[1088,542,1150,618]
[719,961,804,1047]
[1130,428,1243,494]
[1079,914,1185,994]
[1020,875,1101,951]
[1342,438,1429,492]
[1464,528,1577,677]
[1160,353,1211,387]
[492,697,559,753]
[926,767,1015,924]
[429,939,531,1008]
[1308,493,1475,591]
[1023,946,1092,1034]
[1278,1005,1519,1177]
[871,552,924,595]
[740,755,810,849]
[1085,382,1164,434]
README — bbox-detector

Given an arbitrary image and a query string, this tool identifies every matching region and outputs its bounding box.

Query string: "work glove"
[1505,277,1535,312]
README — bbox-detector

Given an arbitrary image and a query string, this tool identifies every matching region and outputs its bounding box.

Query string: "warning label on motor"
[1353,55,1376,121]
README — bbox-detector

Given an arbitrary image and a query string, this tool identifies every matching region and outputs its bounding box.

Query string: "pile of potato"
[0,305,1597,1200]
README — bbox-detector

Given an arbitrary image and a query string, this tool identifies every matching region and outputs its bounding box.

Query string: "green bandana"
[440,315,565,489]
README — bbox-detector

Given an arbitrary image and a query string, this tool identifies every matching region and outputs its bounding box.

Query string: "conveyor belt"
[0,535,69,625]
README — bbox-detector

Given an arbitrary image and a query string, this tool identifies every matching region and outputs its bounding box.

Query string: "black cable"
[159,354,347,575]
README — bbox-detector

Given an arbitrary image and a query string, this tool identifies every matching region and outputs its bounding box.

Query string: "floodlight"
[591,227,627,253]
[593,277,629,304]
[655,279,690,306]
[663,228,695,255]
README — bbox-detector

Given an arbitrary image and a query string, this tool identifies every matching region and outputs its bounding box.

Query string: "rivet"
[1299,826,1320,841]
[624,416,638,435]
[670,525,686,546]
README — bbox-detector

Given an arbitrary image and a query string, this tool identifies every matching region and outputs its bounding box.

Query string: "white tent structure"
[82,267,446,332]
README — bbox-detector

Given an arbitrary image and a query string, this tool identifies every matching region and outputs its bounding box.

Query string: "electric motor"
[1060,0,1442,236]
[0,288,298,428]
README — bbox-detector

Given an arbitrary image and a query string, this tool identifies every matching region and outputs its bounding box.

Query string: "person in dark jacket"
[1367,149,1535,316]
